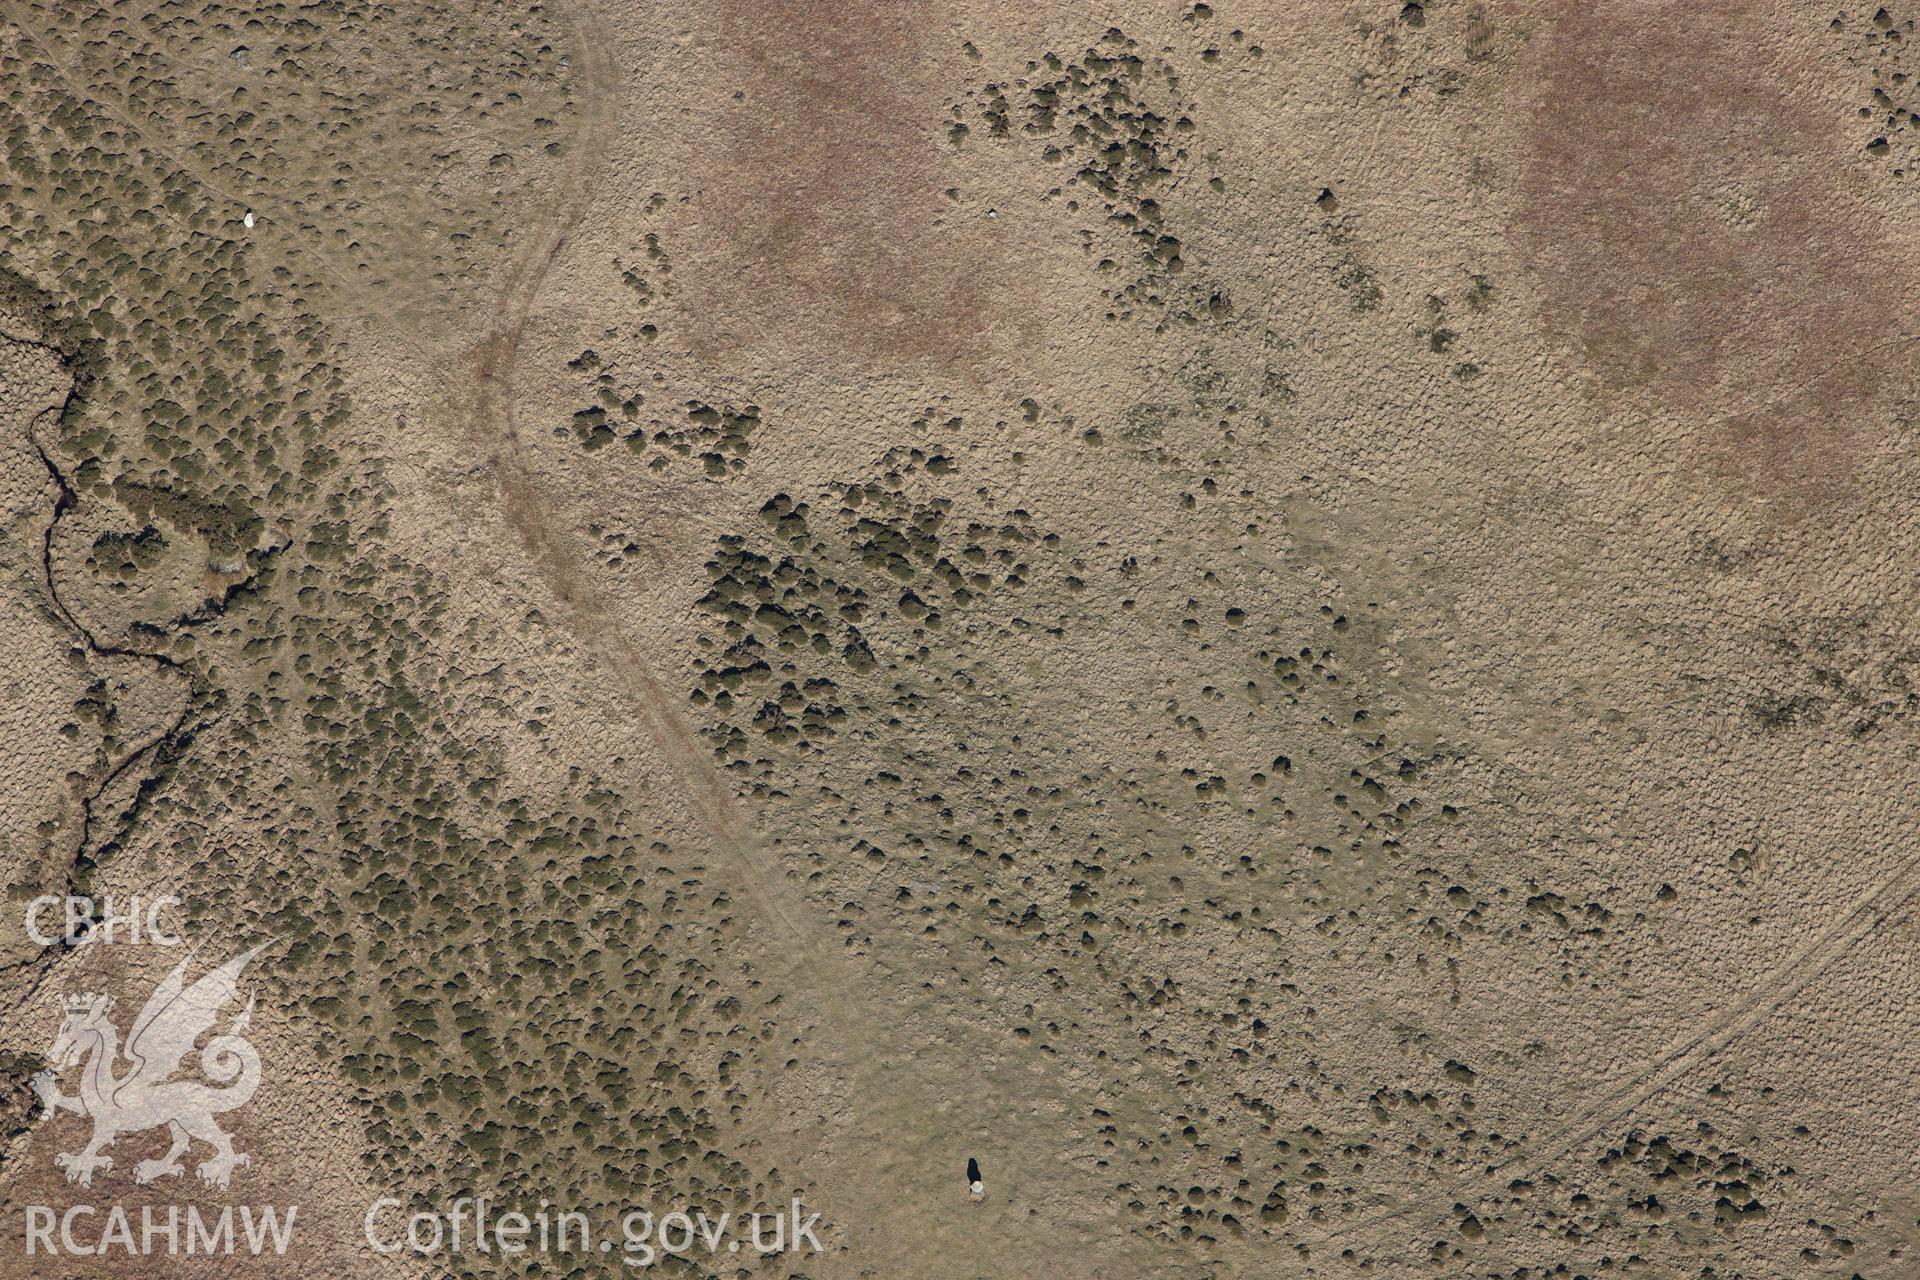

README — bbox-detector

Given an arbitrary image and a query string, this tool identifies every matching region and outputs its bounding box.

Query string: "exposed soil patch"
[1513,0,1912,503]
[680,0,1004,369]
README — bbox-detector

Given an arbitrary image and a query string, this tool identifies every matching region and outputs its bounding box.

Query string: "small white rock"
[243,210,255,229]
[969,1179,984,1199]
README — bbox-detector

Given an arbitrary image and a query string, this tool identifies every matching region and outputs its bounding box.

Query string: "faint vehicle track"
[5,0,868,1064]
[1496,853,1920,1173]
[464,4,859,1002]
[1338,845,1920,1249]
[0,10,349,1055]
[4,0,846,1006]
[0,1,440,356]
[0,6,255,221]
[0,6,990,1251]
[463,11,1118,1266]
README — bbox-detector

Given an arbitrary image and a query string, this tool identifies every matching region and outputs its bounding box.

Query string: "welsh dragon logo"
[32,942,269,1189]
